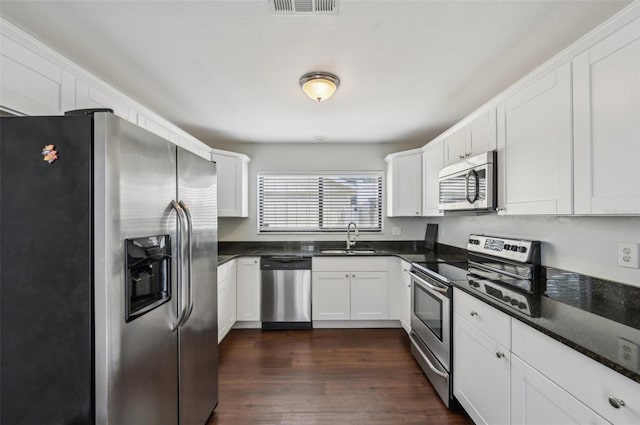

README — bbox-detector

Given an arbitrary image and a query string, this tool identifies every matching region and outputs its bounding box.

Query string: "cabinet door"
[350,272,389,320]
[212,153,249,217]
[444,126,468,166]
[422,140,444,217]
[236,257,260,321]
[399,261,412,334]
[497,62,573,215]
[312,272,351,320]
[511,355,610,425]
[0,33,75,115]
[574,18,640,214]
[217,279,227,343]
[387,152,422,216]
[468,108,497,157]
[454,313,510,425]
[227,260,237,329]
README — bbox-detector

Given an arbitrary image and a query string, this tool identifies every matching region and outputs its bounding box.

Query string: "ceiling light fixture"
[299,72,340,102]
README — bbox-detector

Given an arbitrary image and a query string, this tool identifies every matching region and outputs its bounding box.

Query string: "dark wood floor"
[207,328,471,425]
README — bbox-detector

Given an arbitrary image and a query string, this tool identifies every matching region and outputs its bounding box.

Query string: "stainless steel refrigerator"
[0,109,218,425]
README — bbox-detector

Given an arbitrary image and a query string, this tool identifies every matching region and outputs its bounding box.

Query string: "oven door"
[410,270,451,371]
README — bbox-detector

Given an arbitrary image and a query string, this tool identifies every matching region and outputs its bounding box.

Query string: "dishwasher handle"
[260,256,312,270]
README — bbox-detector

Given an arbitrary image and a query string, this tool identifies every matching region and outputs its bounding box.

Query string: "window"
[258,173,383,233]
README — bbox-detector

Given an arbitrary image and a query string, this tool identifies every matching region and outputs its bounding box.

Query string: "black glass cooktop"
[412,261,469,283]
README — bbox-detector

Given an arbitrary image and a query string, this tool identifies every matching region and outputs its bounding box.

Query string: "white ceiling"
[0,0,631,146]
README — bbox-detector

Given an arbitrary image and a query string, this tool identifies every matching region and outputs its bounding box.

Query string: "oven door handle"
[409,271,449,296]
[410,333,448,379]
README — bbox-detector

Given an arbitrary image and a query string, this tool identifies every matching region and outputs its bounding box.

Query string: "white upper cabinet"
[444,126,468,166]
[444,108,497,166]
[385,149,422,217]
[497,62,573,215]
[422,139,445,217]
[469,108,497,156]
[211,150,250,217]
[573,16,640,215]
[0,31,75,116]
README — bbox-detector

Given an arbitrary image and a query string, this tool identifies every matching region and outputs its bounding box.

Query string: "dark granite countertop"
[217,240,467,265]
[217,240,640,383]
[452,267,640,384]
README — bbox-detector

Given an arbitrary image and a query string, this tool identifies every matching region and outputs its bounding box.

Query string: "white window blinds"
[258,173,383,233]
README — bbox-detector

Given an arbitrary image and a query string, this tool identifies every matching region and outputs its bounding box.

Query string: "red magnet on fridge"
[42,144,59,163]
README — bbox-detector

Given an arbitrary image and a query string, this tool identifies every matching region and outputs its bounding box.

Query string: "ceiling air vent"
[270,0,339,15]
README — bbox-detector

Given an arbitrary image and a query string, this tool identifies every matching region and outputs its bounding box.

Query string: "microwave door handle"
[178,200,194,323]
[466,170,479,203]
[170,200,188,331]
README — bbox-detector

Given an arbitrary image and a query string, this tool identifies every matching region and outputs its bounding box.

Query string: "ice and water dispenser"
[125,235,171,322]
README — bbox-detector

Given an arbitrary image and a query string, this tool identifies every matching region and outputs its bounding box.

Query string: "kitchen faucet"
[346,222,359,249]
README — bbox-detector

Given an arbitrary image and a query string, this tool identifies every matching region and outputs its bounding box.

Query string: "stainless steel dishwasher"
[260,256,312,329]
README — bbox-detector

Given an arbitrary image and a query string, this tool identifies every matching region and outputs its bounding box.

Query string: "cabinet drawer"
[512,319,640,425]
[454,289,511,349]
[312,256,389,272]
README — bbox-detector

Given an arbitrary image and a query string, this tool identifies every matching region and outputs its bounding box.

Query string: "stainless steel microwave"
[438,151,497,211]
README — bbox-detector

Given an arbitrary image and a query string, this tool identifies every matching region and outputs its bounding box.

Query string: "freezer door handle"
[179,200,194,323]
[171,200,188,331]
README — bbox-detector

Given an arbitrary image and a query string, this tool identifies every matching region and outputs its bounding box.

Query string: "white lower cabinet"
[350,272,389,320]
[236,257,261,321]
[311,272,351,320]
[454,289,511,425]
[511,355,610,425]
[399,260,412,334]
[454,311,511,425]
[312,257,389,322]
[512,319,640,425]
[217,259,238,343]
[217,263,228,343]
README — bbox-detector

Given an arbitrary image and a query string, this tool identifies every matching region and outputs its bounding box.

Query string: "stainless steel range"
[409,262,467,408]
[408,234,544,409]
[466,234,544,317]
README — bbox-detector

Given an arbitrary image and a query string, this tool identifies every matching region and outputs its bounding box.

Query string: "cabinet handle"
[465,152,471,157]
[403,269,408,272]
[496,352,505,359]
[469,311,478,317]
[459,154,465,159]
[408,285,411,288]
[608,397,625,409]
[345,274,349,278]
[352,274,356,278]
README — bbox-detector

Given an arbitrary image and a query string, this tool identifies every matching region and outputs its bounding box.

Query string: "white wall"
[215,141,426,242]
[427,214,640,287]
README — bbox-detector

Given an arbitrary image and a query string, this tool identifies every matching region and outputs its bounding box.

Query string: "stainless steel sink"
[319,249,376,255]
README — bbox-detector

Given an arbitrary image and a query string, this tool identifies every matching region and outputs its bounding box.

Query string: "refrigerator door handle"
[179,200,194,322]
[171,200,188,331]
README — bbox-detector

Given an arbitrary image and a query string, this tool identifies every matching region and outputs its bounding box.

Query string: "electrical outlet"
[392,226,401,236]
[618,337,640,370]
[617,242,640,268]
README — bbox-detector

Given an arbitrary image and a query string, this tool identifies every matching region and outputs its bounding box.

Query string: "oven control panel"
[467,234,537,263]
[467,277,539,317]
